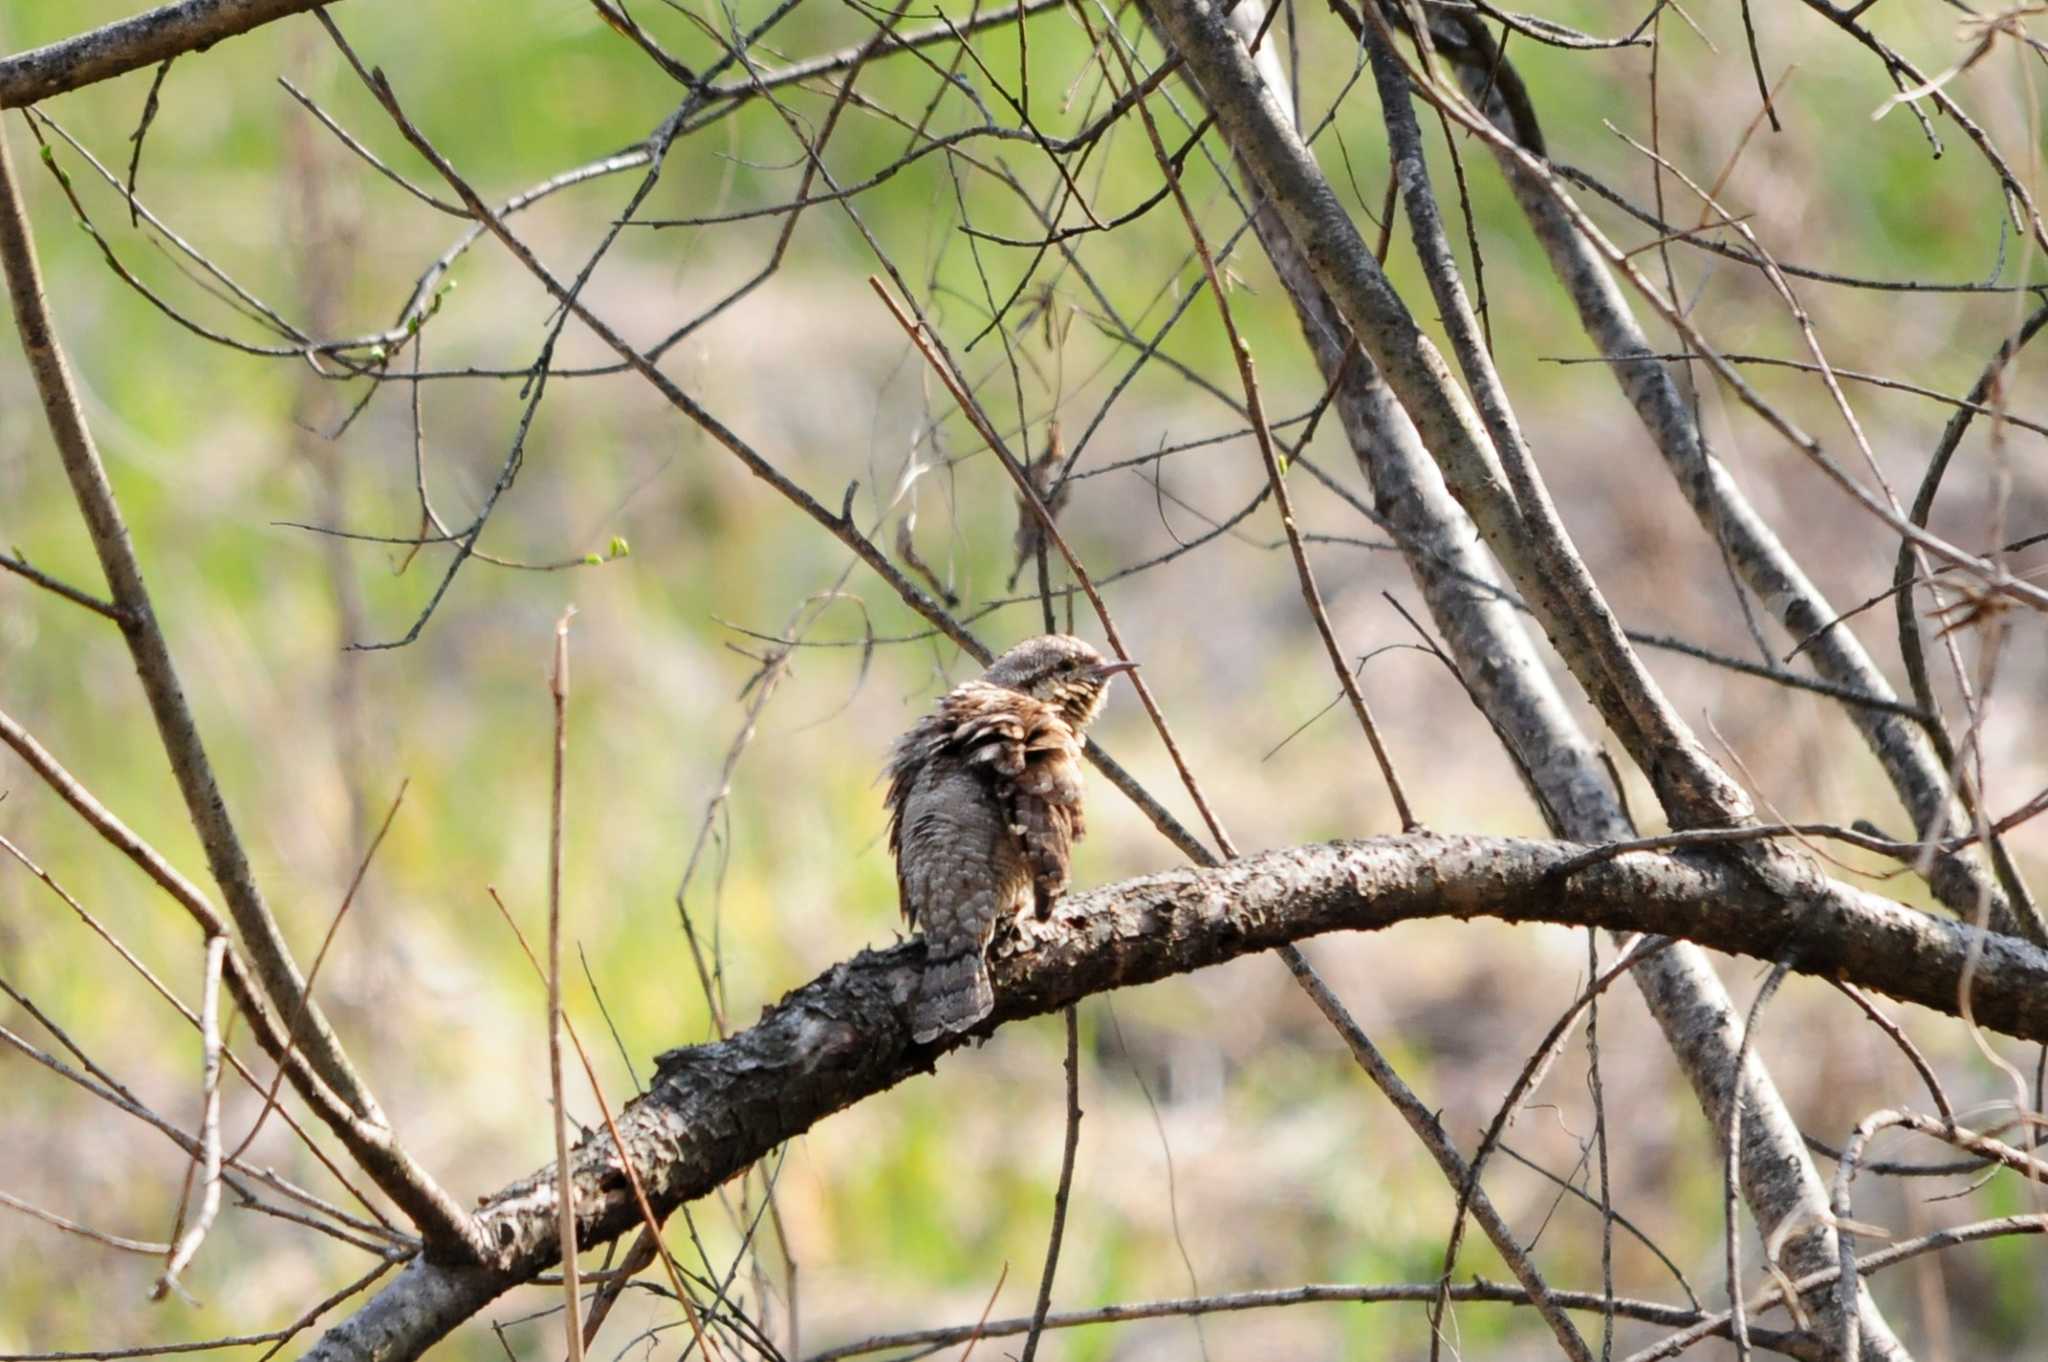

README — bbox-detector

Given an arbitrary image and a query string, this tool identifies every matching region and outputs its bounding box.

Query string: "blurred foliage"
[1,1,2045,1358]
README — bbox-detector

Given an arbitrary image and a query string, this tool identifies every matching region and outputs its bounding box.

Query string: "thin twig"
[548,608,586,1362]
[1019,1007,1082,1362]
[0,548,127,621]
[230,781,409,1162]
[152,934,228,1299]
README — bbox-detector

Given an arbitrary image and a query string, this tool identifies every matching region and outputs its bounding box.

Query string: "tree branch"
[0,121,487,1259]
[1181,8,1902,1354]
[0,1,342,108]
[304,833,2048,1362]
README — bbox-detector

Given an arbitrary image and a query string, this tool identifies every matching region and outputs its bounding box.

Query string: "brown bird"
[885,635,1137,1043]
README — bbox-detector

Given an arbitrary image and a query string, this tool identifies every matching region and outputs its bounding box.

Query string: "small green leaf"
[583,553,602,566]
[606,535,631,560]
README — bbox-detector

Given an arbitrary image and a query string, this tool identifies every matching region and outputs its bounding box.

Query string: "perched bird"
[885,635,1137,1043]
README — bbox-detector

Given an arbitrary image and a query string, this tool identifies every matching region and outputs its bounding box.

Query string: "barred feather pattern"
[885,679,1089,1043]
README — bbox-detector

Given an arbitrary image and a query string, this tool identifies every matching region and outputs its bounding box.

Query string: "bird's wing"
[1004,784,1076,915]
[887,683,1087,923]
[943,687,1087,914]
[883,711,947,923]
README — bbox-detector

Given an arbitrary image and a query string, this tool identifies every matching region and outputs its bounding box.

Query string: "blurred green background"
[1,0,2044,1357]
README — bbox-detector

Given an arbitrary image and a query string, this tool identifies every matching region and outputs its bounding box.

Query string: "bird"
[884,635,1137,1043]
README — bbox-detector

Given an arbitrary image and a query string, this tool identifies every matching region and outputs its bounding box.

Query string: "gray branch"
[1184,5,1905,1352]
[0,1,343,108]
[0,117,485,1260]
[302,834,2048,1362]
[1433,12,2041,944]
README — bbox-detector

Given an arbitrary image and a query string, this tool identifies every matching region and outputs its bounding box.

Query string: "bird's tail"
[912,952,995,1043]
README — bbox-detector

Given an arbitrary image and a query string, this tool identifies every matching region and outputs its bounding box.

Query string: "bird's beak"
[1092,658,1140,681]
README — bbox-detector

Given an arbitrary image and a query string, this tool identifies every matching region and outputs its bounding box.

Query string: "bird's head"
[981,634,1139,731]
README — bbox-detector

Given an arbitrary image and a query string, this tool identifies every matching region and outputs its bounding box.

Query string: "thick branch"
[1196,10,1899,1353]
[305,834,2048,1362]
[0,1,341,108]
[1436,13,2040,943]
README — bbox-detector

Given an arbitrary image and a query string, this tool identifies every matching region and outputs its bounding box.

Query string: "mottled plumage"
[885,635,1135,1042]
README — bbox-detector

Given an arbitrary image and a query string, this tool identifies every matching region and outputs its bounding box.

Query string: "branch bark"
[1177,4,1904,1354]
[304,833,2048,1362]
[1431,9,2041,944]
[0,117,485,1260]
[0,0,341,108]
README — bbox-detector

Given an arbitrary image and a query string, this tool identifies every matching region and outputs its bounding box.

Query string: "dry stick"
[1205,10,1907,1360]
[122,57,176,226]
[248,1259,405,1362]
[1280,953,1595,1362]
[547,611,585,1362]
[345,31,1224,898]
[881,289,1580,1359]
[1545,822,1938,876]
[153,934,229,1299]
[1097,12,1419,830]
[230,781,409,1163]
[1892,301,2048,930]
[482,888,723,1362]
[0,549,127,621]
[1624,1210,2048,1362]
[1724,957,1794,1359]
[1428,934,1674,1350]
[676,625,806,1039]
[805,1278,1813,1362]
[0,1189,169,1256]
[0,114,449,1213]
[1018,1008,1081,1362]
[0,707,434,1244]
[956,1262,1009,1362]
[1553,350,2048,441]
[1438,17,2038,944]
[1831,983,1958,1129]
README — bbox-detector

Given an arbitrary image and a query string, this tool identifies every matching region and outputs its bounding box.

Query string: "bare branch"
[546,610,585,1362]
[0,1,344,108]
[306,834,2048,1362]
[152,934,229,1300]
[0,118,386,1129]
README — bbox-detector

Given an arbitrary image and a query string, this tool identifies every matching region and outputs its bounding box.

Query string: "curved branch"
[305,833,2048,1362]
